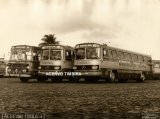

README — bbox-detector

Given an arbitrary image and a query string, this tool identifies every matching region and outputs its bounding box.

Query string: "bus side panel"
[100,60,151,79]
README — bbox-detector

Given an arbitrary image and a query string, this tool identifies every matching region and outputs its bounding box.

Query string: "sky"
[0,0,160,60]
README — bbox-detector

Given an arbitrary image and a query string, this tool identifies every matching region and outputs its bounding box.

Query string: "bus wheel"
[37,77,47,82]
[109,71,117,83]
[85,77,98,83]
[69,77,75,83]
[118,78,128,83]
[73,77,80,83]
[20,77,29,83]
[137,73,145,82]
[51,77,62,82]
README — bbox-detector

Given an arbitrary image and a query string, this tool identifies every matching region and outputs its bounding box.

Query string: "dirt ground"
[0,78,160,119]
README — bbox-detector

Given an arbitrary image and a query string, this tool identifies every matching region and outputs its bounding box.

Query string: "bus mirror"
[66,52,69,56]
[38,56,41,61]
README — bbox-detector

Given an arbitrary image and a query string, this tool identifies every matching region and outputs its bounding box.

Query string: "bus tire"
[85,77,98,83]
[109,71,117,83]
[69,77,75,83]
[51,77,62,82]
[20,77,29,83]
[37,77,47,82]
[137,73,145,82]
[73,77,80,83]
[118,78,128,83]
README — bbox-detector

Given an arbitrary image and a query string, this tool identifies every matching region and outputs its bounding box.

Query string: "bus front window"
[18,52,27,60]
[50,50,62,60]
[42,49,49,60]
[11,53,18,60]
[26,51,32,60]
[11,50,27,60]
[75,48,85,59]
[86,47,100,59]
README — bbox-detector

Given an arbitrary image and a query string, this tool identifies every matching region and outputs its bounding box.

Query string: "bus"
[7,45,41,82]
[73,43,152,83]
[152,60,160,79]
[38,44,74,82]
[0,58,6,78]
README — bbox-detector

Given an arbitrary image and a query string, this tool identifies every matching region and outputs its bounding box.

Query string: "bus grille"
[9,64,27,74]
[76,65,94,70]
[41,66,61,70]
[41,66,54,70]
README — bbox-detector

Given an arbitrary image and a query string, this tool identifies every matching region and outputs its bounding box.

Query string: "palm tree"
[39,34,59,47]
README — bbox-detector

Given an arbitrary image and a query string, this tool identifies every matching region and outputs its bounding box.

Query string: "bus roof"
[41,44,74,49]
[11,45,41,50]
[75,42,151,58]
[107,45,151,58]
[75,43,102,48]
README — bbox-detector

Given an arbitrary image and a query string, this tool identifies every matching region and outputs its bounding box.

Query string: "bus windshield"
[10,50,30,61]
[50,49,62,60]
[86,47,100,59]
[75,47,100,59]
[42,49,49,60]
[75,48,85,59]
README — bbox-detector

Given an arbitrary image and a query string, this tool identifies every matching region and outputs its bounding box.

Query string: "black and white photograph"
[0,0,160,118]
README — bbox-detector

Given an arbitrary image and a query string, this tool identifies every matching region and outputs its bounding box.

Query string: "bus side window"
[103,48,108,59]
[118,51,125,60]
[65,50,72,60]
[33,51,40,61]
[111,50,117,59]
[144,56,148,63]
[132,54,138,62]
[34,55,39,61]
[108,50,112,58]
[138,55,144,62]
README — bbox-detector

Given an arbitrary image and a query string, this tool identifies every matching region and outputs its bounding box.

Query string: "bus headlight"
[73,66,77,69]
[54,66,60,70]
[92,65,98,70]
[23,69,27,72]
[27,66,29,69]
[38,66,41,69]
[8,68,11,72]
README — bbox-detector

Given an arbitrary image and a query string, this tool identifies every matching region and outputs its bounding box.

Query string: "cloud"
[1,0,160,59]
[46,0,97,34]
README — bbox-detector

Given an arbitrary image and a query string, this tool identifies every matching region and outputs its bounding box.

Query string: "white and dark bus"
[38,44,74,82]
[7,45,41,82]
[73,43,152,83]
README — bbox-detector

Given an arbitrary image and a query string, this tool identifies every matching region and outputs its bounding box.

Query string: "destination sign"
[75,44,100,48]
[12,46,30,49]
[40,60,62,65]
[74,60,100,65]
[42,45,62,49]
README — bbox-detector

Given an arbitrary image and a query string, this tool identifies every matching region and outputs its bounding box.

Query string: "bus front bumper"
[20,74,32,78]
[38,71,64,77]
[8,74,20,77]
